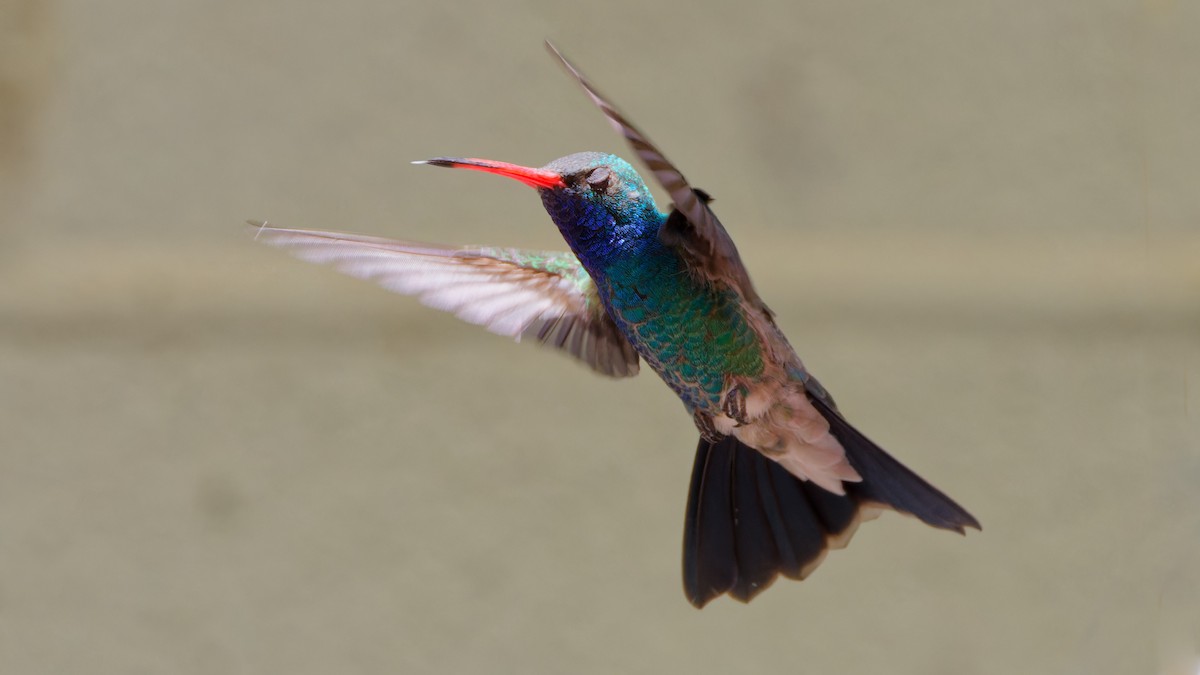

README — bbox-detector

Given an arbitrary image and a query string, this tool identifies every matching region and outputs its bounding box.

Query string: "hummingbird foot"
[721,385,750,425]
[721,377,776,423]
[692,410,722,443]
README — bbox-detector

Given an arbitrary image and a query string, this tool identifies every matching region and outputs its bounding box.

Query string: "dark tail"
[682,395,979,608]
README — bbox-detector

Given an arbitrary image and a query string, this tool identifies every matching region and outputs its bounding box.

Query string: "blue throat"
[536,152,667,286]
[541,191,664,272]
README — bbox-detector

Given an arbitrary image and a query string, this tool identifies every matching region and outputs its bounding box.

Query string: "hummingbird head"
[416,152,665,264]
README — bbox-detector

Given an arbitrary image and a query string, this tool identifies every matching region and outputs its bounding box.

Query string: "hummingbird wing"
[249,222,641,378]
[546,41,769,315]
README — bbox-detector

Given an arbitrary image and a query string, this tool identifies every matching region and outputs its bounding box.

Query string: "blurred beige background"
[1,1,1198,673]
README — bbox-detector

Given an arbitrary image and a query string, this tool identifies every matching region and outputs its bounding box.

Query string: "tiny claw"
[693,411,722,443]
[722,385,749,425]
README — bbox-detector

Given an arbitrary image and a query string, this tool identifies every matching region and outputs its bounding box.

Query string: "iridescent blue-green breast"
[595,237,765,412]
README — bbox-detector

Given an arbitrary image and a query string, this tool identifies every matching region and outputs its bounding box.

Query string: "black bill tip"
[412,158,461,168]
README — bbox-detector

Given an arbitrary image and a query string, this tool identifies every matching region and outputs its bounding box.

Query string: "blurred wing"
[546,41,769,314]
[250,222,640,378]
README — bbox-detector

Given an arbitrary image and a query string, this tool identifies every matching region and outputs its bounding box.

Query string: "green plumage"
[600,240,764,412]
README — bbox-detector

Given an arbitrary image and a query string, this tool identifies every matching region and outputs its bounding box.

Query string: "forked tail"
[682,394,979,608]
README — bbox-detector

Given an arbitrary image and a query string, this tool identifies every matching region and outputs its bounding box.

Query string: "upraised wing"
[545,41,770,315]
[250,222,640,377]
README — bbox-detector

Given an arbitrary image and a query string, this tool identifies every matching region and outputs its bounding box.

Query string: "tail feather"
[730,446,783,600]
[682,394,979,608]
[682,438,737,603]
[810,395,981,533]
[759,457,830,574]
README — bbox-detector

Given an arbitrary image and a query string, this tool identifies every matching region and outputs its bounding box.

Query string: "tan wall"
[1,2,1197,674]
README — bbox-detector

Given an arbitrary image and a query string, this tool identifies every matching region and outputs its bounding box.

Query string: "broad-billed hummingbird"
[252,42,979,608]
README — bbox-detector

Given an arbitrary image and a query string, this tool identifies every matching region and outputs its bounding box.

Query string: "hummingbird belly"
[595,250,862,494]
[599,255,766,414]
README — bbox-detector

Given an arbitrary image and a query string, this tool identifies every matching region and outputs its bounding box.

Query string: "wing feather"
[250,222,640,377]
[545,41,769,315]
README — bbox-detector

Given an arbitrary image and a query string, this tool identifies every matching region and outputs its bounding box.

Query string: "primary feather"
[545,41,769,315]
[249,222,640,377]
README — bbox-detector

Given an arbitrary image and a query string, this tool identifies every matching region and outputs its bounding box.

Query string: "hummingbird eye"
[585,167,611,191]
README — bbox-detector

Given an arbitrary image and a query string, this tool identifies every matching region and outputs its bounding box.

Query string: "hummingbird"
[251,42,979,608]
